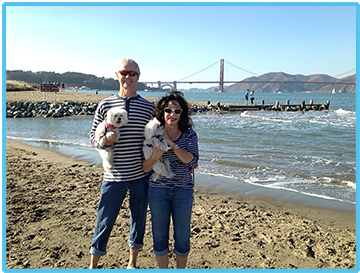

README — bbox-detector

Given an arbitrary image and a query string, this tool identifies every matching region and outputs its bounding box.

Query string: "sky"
[3,2,358,90]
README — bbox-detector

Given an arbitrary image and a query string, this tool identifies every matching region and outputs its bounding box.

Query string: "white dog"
[143,117,174,181]
[95,107,128,172]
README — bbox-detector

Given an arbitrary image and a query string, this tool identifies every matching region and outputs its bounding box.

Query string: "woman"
[143,92,199,269]
[250,90,255,104]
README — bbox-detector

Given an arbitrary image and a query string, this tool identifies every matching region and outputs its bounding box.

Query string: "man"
[245,89,249,105]
[88,58,155,269]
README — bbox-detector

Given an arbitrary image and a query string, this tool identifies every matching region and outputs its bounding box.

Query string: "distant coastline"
[6,70,356,93]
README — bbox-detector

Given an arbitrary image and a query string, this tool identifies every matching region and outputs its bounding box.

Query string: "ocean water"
[5,91,356,206]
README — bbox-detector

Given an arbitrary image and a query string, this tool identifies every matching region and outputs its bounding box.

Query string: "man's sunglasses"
[164,108,183,115]
[118,70,138,77]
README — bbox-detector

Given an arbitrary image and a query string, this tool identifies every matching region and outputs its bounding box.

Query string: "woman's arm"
[163,131,195,164]
[168,139,194,164]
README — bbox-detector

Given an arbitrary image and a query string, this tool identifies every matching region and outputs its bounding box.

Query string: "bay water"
[5,91,356,207]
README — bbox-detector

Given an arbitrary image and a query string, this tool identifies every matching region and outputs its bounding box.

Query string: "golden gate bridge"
[140,59,356,91]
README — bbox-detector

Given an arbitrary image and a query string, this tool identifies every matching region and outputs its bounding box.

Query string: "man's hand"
[104,132,117,146]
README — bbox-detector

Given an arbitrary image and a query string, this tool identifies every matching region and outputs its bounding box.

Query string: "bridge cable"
[224,60,259,76]
[178,60,219,81]
[333,68,356,78]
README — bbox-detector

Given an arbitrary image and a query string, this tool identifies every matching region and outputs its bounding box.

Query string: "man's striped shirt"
[89,93,155,182]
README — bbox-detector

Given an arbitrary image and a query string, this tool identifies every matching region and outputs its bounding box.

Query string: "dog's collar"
[105,123,116,130]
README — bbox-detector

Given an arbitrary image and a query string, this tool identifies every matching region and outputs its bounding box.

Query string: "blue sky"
[4,3,357,89]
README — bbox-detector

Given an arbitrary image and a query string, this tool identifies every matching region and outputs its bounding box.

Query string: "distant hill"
[6,70,355,93]
[225,72,356,93]
[183,72,355,93]
[6,70,149,91]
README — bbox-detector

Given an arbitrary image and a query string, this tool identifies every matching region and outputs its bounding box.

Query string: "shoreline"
[5,139,356,269]
[195,173,355,213]
[8,136,355,214]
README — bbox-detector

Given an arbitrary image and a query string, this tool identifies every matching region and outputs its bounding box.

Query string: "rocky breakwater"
[190,101,230,113]
[6,100,229,118]
[6,101,98,118]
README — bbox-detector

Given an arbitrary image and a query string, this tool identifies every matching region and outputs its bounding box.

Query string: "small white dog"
[143,117,174,181]
[95,107,128,172]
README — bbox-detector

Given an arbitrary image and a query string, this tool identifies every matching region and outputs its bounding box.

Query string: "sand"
[5,139,356,269]
[6,90,114,104]
[5,90,211,107]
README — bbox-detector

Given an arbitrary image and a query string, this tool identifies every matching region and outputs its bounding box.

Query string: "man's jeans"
[89,177,148,255]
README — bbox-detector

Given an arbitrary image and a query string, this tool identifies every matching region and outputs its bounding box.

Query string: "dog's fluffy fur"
[143,118,174,181]
[95,107,128,172]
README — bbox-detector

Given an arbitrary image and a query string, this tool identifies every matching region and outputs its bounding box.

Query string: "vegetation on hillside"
[6,70,149,91]
[6,79,38,91]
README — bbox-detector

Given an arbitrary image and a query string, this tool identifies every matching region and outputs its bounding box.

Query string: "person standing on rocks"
[245,89,249,105]
[88,58,155,269]
[250,90,255,104]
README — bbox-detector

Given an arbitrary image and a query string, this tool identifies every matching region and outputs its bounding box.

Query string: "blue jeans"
[89,177,149,256]
[148,186,193,257]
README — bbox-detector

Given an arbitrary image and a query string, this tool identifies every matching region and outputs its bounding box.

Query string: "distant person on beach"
[245,89,249,105]
[250,90,255,104]
[143,92,199,269]
[88,58,155,269]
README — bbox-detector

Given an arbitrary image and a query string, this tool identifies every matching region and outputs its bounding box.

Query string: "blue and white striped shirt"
[89,93,155,182]
[149,129,199,188]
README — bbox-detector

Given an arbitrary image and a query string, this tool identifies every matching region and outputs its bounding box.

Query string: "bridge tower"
[218,59,224,92]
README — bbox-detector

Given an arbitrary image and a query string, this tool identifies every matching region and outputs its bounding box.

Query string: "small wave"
[240,111,249,117]
[6,135,90,148]
[212,159,262,169]
[242,113,293,124]
[242,177,356,204]
[308,118,355,127]
[342,180,356,190]
[314,176,356,190]
[199,170,237,180]
[334,108,356,115]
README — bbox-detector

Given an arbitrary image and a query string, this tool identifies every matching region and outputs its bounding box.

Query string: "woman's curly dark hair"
[155,92,193,132]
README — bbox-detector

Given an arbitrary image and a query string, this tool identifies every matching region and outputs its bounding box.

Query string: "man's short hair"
[117,58,141,75]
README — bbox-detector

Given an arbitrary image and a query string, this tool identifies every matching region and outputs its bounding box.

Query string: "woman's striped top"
[149,129,199,188]
[89,93,155,182]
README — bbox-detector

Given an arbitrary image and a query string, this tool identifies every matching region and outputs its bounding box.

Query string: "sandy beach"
[5,90,211,107]
[5,139,356,269]
[5,90,356,269]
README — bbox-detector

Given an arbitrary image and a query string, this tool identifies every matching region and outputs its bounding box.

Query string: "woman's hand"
[162,131,175,148]
[152,142,166,158]
[142,140,166,173]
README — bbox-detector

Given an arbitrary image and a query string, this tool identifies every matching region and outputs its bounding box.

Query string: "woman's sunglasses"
[164,107,183,115]
[118,70,138,77]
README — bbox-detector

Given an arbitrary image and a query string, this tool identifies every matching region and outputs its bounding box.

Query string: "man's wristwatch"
[172,144,179,150]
